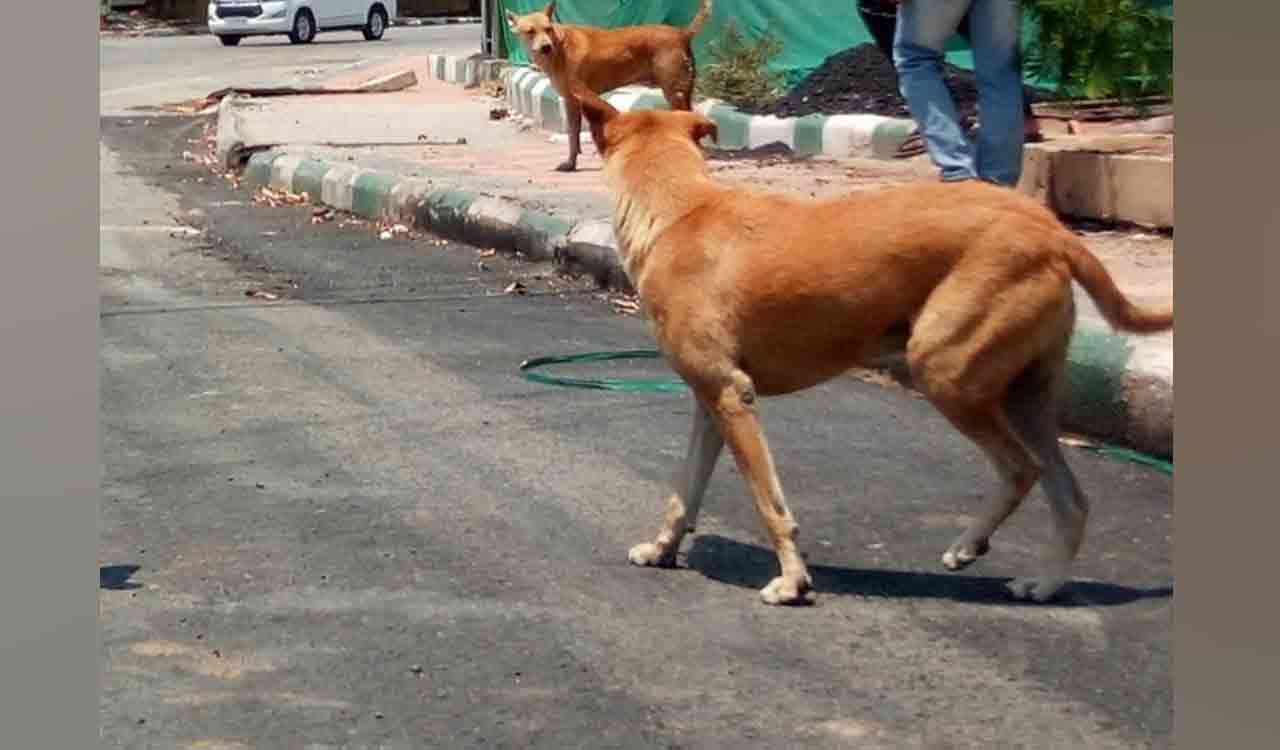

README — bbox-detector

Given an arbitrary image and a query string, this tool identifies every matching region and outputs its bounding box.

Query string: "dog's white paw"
[628,542,676,568]
[942,538,990,571]
[1006,576,1067,603]
[759,575,815,606]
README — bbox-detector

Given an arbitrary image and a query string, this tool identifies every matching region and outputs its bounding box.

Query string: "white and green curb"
[421,52,509,88]
[237,148,1171,460]
[242,151,575,265]
[502,65,919,159]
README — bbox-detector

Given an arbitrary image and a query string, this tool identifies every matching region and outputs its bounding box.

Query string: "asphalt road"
[100,22,484,115]
[99,36,1173,750]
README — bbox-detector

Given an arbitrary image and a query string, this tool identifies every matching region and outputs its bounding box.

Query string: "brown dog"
[570,84,1173,606]
[506,0,712,172]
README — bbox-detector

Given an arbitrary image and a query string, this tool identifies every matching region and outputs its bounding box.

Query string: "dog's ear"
[544,1,558,21]
[505,10,520,32]
[690,114,718,145]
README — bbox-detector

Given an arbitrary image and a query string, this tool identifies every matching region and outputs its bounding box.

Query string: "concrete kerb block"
[269,155,305,195]
[388,178,432,224]
[563,220,631,292]
[319,164,361,213]
[214,94,247,171]
[464,197,526,253]
[1059,324,1173,459]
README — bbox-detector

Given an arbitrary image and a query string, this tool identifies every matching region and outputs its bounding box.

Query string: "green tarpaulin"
[496,0,1172,90]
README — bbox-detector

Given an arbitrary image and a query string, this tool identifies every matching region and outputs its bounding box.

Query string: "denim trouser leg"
[894,0,976,182]
[966,0,1026,185]
[895,0,1025,186]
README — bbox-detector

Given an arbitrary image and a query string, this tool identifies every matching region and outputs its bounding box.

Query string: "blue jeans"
[893,0,1025,186]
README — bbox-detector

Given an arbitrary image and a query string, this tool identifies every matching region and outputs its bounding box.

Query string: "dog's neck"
[603,140,715,281]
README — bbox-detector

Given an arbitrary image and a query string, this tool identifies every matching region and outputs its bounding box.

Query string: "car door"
[306,0,347,28]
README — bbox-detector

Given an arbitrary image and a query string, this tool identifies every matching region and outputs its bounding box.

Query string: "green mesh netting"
[495,1,1172,90]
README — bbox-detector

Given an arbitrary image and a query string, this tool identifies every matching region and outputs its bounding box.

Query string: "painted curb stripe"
[747,114,795,150]
[870,118,917,159]
[244,151,283,185]
[351,172,399,219]
[793,114,827,155]
[319,164,360,212]
[706,104,751,150]
[1062,327,1134,439]
[290,159,330,203]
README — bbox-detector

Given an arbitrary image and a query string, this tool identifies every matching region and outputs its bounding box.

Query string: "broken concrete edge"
[357,69,418,93]
[501,64,917,159]
[214,93,247,171]
[238,148,1173,461]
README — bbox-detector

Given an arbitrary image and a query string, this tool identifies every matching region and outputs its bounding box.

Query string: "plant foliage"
[695,21,787,110]
[1022,0,1173,102]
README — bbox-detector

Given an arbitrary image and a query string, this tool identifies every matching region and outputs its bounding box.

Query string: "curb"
[238,148,1172,460]
[502,66,918,159]
[420,52,510,88]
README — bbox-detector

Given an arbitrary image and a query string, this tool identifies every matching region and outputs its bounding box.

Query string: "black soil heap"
[741,44,1051,120]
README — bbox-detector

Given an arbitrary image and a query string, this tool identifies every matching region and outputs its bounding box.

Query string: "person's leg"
[958,8,1037,134]
[965,0,1025,185]
[894,0,977,182]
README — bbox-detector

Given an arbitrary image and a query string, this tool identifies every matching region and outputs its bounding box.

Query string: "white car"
[208,1,397,46]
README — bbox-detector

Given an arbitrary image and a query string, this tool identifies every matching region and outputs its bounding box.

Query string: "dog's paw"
[554,160,578,173]
[628,542,676,568]
[759,575,816,606]
[1006,576,1067,603]
[942,538,990,571]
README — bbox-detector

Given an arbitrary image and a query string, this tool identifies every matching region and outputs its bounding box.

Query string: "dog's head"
[506,2,561,61]
[571,82,718,162]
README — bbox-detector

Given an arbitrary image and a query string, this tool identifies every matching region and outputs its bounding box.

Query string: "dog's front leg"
[629,399,724,568]
[708,371,814,606]
[556,96,582,172]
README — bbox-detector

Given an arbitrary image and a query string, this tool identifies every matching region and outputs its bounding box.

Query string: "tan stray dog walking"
[570,84,1173,606]
[506,0,713,172]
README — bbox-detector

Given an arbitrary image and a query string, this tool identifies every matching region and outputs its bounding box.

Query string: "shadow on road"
[100,564,142,591]
[686,534,1172,608]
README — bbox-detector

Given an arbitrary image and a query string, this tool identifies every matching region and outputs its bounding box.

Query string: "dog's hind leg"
[629,399,724,568]
[907,275,1057,587]
[1003,335,1091,603]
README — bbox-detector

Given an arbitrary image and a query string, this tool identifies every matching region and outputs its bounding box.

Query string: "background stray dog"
[571,82,1174,607]
[506,0,713,172]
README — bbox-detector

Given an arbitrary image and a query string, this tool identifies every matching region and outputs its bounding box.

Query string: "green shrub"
[1022,0,1174,103]
[696,22,786,110]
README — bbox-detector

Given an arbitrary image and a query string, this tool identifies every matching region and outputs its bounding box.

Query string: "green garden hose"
[519,349,1172,475]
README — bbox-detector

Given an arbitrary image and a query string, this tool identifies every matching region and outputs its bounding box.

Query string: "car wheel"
[362,5,388,41]
[218,35,242,47]
[288,10,316,44]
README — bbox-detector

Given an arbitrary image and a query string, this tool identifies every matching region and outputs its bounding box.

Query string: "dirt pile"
[741,44,1051,120]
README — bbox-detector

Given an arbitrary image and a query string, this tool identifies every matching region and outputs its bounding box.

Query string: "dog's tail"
[686,0,713,37]
[1062,235,1173,334]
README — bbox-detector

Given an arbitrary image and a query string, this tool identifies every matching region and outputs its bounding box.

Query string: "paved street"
[101,23,483,115]
[100,31,1173,750]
